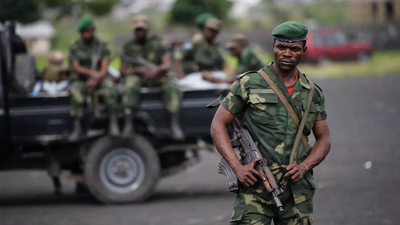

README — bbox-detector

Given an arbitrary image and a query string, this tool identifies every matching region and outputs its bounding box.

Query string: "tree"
[0,0,41,24]
[85,0,119,16]
[169,0,232,25]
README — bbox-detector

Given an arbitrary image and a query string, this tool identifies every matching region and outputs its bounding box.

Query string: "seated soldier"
[68,16,119,141]
[202,33,264,84]
[120,15,184,140]
[174,18,225,79]
[38,51,69,94]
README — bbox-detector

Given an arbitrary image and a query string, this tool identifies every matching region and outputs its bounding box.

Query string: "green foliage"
[0,0,41,24]
[301,0,347,25]
[85,0,119,16]
[170,0,232,25]
[262,0,347,26]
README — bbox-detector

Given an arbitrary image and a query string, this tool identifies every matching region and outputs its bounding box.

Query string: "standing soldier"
[203,33,264,83]
[174,18,225,78]
[211,21,331,224]
[120,15,184,140]
[68,16,119,141]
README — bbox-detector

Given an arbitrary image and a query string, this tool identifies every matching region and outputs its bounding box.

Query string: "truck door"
[0,27,12,158]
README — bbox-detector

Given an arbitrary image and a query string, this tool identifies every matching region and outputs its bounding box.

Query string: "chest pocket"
[194,47,217,70]
[248,89,279,126]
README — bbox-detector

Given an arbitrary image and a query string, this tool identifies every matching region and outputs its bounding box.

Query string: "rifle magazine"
[218,158,239,193]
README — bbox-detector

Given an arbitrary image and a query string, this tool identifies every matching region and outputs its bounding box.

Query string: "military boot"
[122,115,135,137]
[69,119,84,142]
[109,113,120,136]
[170,114,184,140]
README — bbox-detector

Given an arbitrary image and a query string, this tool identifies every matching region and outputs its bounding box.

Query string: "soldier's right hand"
[133,67,149,76]
[90,71,102,80]
[233,158,265,187]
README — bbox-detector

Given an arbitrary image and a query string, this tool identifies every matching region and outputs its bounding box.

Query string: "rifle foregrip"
[218,158,239,193]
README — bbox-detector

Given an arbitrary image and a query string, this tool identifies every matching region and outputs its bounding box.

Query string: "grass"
[226,51,400,78]
[298,51,400,78]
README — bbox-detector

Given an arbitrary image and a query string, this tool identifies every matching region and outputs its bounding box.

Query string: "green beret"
[272,21,308,43]
[195,13,217,27]
[77,16,94,31]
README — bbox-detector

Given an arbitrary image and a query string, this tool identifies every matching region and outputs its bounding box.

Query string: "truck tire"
[15,54,36,91]
[84,135,160,204]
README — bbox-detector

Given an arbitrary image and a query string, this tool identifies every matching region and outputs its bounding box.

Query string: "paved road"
[1,75,400,225]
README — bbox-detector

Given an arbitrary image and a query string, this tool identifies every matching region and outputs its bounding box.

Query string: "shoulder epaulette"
[238,70,258,79]
[314,83,323,93]
[69,39,80,47]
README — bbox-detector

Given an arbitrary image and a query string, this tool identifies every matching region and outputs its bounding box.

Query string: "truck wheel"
[84,135,160,204]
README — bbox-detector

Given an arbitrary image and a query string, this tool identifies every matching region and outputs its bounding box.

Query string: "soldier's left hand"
[281,163,308,183]
[202,72,214,82]
[146,67,159,80]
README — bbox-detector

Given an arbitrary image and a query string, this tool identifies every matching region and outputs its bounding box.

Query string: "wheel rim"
[100,148,145,194]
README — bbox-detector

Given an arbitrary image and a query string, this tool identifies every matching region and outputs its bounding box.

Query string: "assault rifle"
[207,96,284,212]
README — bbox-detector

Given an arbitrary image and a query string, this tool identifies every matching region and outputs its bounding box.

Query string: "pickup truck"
[0,22,228,203]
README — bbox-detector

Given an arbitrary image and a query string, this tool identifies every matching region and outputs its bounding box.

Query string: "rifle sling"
[257,70,314,163]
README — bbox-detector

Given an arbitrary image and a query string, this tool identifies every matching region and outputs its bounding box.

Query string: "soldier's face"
[134,28,148,40]
[203,28,218,41]
[80,27,95,44]
[229,47,241,57]
[273,40,307,71]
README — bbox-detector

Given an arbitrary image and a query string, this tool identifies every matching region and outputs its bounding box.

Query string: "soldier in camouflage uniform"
[120,15,184,139]
[39,51,68,82]
[68,16,119,141]
[203,33,264,83]
[210,21,331,225]
[175,18,225,78]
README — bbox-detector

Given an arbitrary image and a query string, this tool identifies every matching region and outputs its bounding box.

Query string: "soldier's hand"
[233,158,265,187]
[281,163,308,183]
[202,72,214,82]
[86,79,97,93]
[146,67,159,80]
[134,67,149,76]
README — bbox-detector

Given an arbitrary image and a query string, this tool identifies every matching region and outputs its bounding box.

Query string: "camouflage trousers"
[69,76,119,118]
[230,181,314,225]
[122,75,183,115]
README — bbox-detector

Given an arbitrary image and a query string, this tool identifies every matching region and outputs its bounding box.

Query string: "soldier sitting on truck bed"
[120,15,184,140]
[174,18,225,79]
[37,51,69,94]
[68,16,119,141]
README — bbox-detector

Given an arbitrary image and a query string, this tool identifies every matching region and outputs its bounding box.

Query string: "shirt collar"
[263,62,310,90]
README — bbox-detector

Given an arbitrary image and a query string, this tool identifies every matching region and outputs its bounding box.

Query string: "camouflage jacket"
[40,65,68,82]
[121,36,167,68]
[176,38,225,74]
[236,47,264,74]
[221,62,327,205]
[68,38,110,80]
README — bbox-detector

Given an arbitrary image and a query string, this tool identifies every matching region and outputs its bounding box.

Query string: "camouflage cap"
[77,16,94,31]
[132,14,149,30]
[204,18,221,31]
[48,51,64,64]
[195,13,217,27]
[272,21,308,43]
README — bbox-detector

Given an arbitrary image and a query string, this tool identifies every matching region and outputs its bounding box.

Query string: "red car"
[303,28,373,64]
